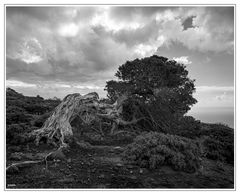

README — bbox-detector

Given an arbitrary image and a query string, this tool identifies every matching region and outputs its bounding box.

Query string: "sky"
[6,6,234,115]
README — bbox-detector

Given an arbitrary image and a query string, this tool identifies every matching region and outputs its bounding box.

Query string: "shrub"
[6,123,32,145]
[6,112,32,125]
[200,135,234,164]
[122,132,202,173]
[163,121,234,165]
[197,123,234,164]
[199,123,233,140]
[161,116,202,138]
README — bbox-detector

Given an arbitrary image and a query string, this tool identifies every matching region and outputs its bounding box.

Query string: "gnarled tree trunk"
[31,92,146,148]
[31,92,100,148]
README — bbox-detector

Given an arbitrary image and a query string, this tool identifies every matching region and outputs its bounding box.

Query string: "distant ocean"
[187,107,234,128]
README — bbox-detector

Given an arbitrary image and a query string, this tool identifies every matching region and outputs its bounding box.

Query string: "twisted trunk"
[31,92,142,148]
[31,92,99,147]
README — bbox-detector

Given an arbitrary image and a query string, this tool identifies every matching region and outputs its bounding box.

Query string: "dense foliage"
[122,132,202,173]
[6,88,61,145]
[105,55,197,115]
[199,124,234,164]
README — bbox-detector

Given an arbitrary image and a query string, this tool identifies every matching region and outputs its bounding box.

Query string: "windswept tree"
[6,56,198,172]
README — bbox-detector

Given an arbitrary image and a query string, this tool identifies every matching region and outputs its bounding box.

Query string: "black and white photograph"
[4,4,235,189]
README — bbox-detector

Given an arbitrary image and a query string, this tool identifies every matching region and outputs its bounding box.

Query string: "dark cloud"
[108,6,177,22]
[6,6,234,98]
[6,7,57,21]
[6,6,97,23]
[182,16,196,30]
[112,20,160,47]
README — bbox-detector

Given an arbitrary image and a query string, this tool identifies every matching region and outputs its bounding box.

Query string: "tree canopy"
[105,55,197,115]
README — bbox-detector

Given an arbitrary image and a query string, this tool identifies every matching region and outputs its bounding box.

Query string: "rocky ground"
[6,137,234,189]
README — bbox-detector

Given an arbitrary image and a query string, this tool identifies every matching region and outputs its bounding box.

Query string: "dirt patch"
[6,142,234,189]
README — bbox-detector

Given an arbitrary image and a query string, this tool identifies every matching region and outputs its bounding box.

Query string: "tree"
[105,55,197,116]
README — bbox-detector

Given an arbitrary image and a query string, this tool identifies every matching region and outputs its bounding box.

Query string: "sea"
[187,107,234,128]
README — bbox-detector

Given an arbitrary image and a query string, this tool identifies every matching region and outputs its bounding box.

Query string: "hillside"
[6,88,234,189]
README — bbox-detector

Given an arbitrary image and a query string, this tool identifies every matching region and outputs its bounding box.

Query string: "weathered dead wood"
[31,91,148,148]
[6,160,43,174]
[31,92,100,148]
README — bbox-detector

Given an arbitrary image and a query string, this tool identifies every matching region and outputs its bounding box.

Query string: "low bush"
[163,121,234,164]
[6,112,33,125]
[197,123,234,164]
[200,135,234,164]
[122,132,202,173]
[167,116,201,138]
[6,123,32,145]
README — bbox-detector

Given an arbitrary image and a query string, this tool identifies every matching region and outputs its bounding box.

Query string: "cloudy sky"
[6,6,234,113]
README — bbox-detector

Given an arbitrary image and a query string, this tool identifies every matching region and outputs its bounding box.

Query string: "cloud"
[196,86,234,92]
[74,85,101,90]
[193,85,234,108]
[157,7,234,53]
[6,80,37,88]
[58,23,79,37]
[215,92,228,101]
[6,6,234,99]
[173,56,192,65]
[7,37,44,64]
[6,7,135,85]
[108,7,177,23]
[6,79,105,99]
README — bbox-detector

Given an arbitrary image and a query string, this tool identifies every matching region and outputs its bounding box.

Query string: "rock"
[139,168,147,174]
[45,149,66,161]
[113,146,124,152]
[116,163,123,167]
[67,158,72,163]
[9,152,23,161]
[6,165,19,174]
